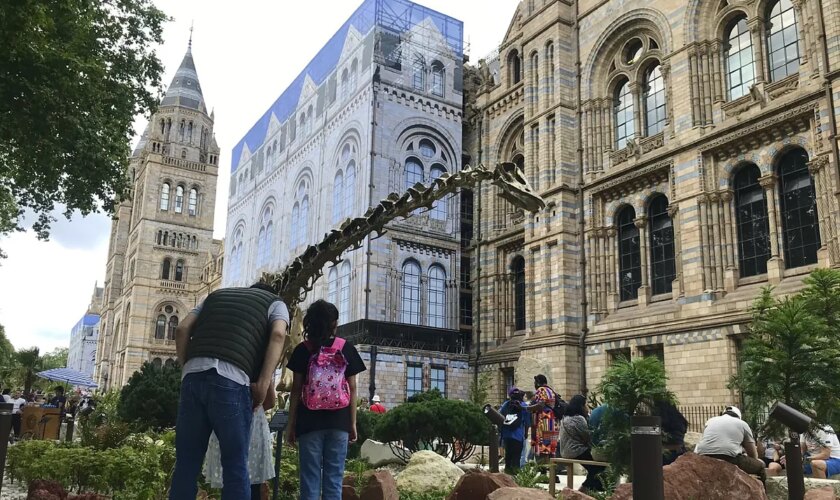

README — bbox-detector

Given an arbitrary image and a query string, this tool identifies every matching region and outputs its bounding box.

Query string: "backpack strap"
[331,337,346,350]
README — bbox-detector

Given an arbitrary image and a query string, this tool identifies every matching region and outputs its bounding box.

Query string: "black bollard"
[269,410,289,500]
[66,415,75,443]
[488,424,499,473]
[0,402,13,494]
[631,415,664,500]
[784,432,805,500]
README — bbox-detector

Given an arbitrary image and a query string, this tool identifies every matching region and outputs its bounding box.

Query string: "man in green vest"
[169,283,289,500]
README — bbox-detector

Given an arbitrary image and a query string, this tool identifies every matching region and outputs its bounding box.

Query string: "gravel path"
[0,473,27,500]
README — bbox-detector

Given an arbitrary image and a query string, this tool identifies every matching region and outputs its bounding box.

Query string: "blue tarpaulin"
[37,367,99,388]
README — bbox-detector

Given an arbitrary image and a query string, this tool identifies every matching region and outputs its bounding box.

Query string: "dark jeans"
[575,449,605,492]
[251,483,262,500]
[706,454,767,483]
[504,438,524,475]
[11,414,21,438]
[169,370,252,500]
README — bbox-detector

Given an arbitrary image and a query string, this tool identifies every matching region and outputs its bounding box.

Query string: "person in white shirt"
[800,425,840,479]
[694,406,766,483]
[11,391,26,440]
[1,388,11,404]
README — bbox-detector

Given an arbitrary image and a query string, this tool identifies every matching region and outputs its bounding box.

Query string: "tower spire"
[188,21,194,51]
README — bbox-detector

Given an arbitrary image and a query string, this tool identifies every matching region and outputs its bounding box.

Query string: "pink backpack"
[301,337,351,410]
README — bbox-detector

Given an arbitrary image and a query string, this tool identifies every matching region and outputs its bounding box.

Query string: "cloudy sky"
[0,0,519,352]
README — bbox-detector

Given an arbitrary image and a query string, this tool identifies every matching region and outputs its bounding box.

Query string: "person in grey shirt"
[695,406,766,483]
[558,395,605,494]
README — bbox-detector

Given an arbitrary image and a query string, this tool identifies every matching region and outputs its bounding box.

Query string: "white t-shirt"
[12,397,26,414]
[763,439,778,460]
[695,414,755,457]
[1,394,11,404]
[801,426,840,460]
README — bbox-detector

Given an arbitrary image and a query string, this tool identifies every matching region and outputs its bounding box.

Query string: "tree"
[118,362,181,431]
[15,347,43,395]
[0,0,167,247]
[40,347,69,370]
[0,324,17,387]
[731,285,840,437]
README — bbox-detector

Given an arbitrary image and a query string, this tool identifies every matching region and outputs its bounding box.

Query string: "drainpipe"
[473,111,484,391]
[815,1,840,189]
[574,0,589,394]
[364,68,378,322]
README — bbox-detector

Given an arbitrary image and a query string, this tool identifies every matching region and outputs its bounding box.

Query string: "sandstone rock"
[558,487,596,500]
[342,484,361,500]
[805,486,838,500]
[487,487,556,500]
[360,470,399,500]
[767,477,840,500]
[683,431,702,452]
[446,470,517,500]
[396,450,464,493]
[361,439,406,467]
[610,452,767,500]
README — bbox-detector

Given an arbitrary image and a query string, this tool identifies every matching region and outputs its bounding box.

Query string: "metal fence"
[678,405,769,433]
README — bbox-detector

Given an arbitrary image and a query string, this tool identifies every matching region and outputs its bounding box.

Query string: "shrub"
[348,409,384,458]
[118,361,181,431]
[374,392,488,463]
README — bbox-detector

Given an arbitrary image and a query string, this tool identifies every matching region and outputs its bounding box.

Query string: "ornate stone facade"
[465,0,840,405]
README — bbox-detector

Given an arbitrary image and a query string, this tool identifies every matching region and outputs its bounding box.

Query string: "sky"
[0,0,520,353]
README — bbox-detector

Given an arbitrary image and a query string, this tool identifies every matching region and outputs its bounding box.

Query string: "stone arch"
[496,113,525,163]
[331,125,363,169]
[767,137,811,172]
[394,122,459,170]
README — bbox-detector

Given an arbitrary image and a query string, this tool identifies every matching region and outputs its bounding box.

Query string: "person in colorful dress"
[529,374,560,462]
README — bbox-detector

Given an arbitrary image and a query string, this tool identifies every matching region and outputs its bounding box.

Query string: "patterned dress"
[203,409,275,488]
[531,386,559,459]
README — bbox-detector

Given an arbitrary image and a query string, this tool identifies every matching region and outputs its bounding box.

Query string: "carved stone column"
[711,40,724,103]
[667,203,684,299]
[790,0,810,68]
[698,44,714,125]
[759,174,784,283]
[720,190,739,291]
[603,98,614,153]
[688,47,702,126]
[660,62,676,138]
[748,18,766,84]
[629,82,643,140]
[634,216,650,306]
[607,227,618,310]
[598,228,609,314]
[710,192,725,292]
[808,156,835,265]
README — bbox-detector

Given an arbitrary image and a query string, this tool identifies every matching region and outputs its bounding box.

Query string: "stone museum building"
[93,42,224,389]
[464,0,840,410]
[225,0,472,404]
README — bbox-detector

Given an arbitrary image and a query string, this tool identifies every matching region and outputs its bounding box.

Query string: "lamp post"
[482,404,503,473]
[0,402,13,494]
[769,402,811,500]
[269,410,290,500]
[631,415,664,500]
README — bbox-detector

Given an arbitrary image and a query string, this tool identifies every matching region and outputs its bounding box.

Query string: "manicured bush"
[118,361,181,431]
[348,409,384,458]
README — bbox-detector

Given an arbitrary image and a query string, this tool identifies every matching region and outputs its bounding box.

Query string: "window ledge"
[650,293,671,303]
[766,75,799,100]
[783,263,819,279]
[737,274,768,287]
[618,299,638,309]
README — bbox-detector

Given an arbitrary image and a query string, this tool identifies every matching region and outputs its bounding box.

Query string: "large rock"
[360,470,399,500]
[396,450,465,493]
[805,486,838,500]
[487,487,555,500]
[446,470,517,500]
[610,452,767,500]
[361,439,406,467]
[767,477,840,500]
[342,484,361,500]
[558,488,596,500]
[683,431,702,452]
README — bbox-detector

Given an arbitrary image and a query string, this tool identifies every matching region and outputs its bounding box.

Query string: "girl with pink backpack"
[286,300,366,500]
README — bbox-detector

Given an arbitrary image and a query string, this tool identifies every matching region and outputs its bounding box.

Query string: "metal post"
[0,402,13,494]
[631,415,664,500]
[269,410,289,500]
[66,415,75,443]
[368,345,377,402]
[489,425,499,473]
[784,432,805,500]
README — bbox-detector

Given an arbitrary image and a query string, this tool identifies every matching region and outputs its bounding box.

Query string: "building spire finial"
[188,21,194,50]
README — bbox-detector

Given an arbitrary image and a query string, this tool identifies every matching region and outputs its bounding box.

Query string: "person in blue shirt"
[499,387,531,475]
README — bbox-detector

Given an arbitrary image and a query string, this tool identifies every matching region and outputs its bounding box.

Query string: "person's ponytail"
[302,299,339,347]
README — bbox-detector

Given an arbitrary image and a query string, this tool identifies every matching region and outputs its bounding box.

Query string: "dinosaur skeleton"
[262,161,545,390]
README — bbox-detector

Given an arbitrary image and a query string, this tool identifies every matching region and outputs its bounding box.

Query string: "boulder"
[805,486,838,500]
[683,431,702,452]
[767,477,840,500]
[446,470,517,500]
[610,452,767,500]
[487,487,555,500]
[361,439,406,467]
[360,470,399,500]
[558,487,597,500]
[342,484,361,500]
[396,450,465,493]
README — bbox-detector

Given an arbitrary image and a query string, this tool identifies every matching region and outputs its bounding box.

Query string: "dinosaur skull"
[490,161,546,213]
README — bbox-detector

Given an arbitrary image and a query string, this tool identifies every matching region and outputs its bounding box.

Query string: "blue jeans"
[169,370,252,500]
[298,429,350,500]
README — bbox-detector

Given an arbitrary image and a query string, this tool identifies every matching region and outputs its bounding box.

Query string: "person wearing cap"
[695,406,766,483]
[370,395,387,414]
[499,387,530,474]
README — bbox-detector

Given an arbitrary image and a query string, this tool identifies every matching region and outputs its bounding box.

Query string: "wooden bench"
[548,457,610,496]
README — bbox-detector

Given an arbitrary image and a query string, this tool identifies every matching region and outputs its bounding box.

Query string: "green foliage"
[468,372,492,407]
[275,445,300,500]
[407,388,443,403]
[0,323,16,385]
[513,461,541,488]
[118,362,181,431]
[374,393,488,462]
[0,0,168,247]
[15,346,42,394]
[349,409,384,458]
[731,281,840,437]
[594,356,675,478]
[40,347,69,370]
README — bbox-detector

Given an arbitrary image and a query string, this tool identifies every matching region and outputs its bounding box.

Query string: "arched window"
[292,203,300,248]
[350,59,359,89]
[431,61,444,97]
[413,55,426,90]
[160,183,170,211]
[419,139,436,158]
[299,114,307,138]
[546,42,555,102]
[332,172,344,225]
[154,315,166,339]
[167,316,178,340]
[778,148,820,268]
[648,195,676,295]
[327,267,339,305]
[726,17,756,100]
[512,257,526,331]
[339,261,351,324]
[401,260,421,325]
[292,182,310,249]
[341,68,350,100]
[529,52,539,108]
[174,185,184,213]
[428,265,446,328]
[405,158,424,188]
[175,260,184,282]
[343,161,356,219]
[152,358,162,368]
[156,230,162,245]
[734,165,771,277]
[187,122,193,143]
[178,120,185,142]
[161,258,171,280]
[300,196,310,247]
[767,0,800,81]
[614,79,635,150]
[257,206,274,268]
[430,165,447,220]
[165,359,176,368]
[618,206,641,301]
[644,64,666,136]
[508,50,521,85]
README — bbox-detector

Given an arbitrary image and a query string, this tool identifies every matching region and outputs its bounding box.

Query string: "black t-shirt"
[287,337,366,436]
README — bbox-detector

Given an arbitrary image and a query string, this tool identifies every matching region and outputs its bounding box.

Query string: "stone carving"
[766,75,799,100]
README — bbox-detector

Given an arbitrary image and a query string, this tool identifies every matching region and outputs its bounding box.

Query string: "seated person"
[558,395,605,494]
[695,406,766,483]
[49,386,67,410]
[801,425,840,479]
[758,438,784,475]
[655,400,689,465]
